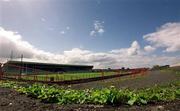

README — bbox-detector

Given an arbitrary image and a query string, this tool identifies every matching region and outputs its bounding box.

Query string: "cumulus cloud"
[0,27,179,68]
[90,21,105,36]
[144,45,156,52]
[127,41,140,56]
[111,41,140,56]
[144,22,180,52]
[0,27,64,62]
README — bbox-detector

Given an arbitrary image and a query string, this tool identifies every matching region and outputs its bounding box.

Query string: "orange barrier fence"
[2,64,149,83]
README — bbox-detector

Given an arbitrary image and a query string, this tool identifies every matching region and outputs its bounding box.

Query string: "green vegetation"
[6,72,120,81]
[0,80,179,105]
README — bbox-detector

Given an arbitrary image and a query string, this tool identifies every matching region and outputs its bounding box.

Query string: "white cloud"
[98,29,104,35]
[0,27,63,62]
[90,31,96,36]
[144,45,156,52]
[90,20,105,36]
[2,0,10,2]
[0,27,179,68]
[60,31,65,34]
[111,41,140,56]
[143,22,180,52]
[127,41,140,56]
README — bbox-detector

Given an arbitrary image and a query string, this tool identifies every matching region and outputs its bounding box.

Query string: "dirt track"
[69,71,180,89]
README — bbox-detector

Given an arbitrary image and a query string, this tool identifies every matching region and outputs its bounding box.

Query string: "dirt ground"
[0,70,180,111]
[69,70,180,89]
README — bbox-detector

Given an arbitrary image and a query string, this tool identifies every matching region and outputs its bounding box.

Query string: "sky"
[0,0,180,68]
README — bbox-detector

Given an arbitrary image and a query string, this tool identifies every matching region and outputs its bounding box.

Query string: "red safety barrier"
[0,63,3,79]
[2,63,148,84]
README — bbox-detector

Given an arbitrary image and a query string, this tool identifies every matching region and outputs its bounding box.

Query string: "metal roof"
[5,60,93,68]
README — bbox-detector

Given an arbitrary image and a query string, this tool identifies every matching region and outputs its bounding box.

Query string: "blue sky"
[0,0,180,68]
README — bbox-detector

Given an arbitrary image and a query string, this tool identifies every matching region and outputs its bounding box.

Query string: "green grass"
[5,71,121,81]
[31,72,118,81]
